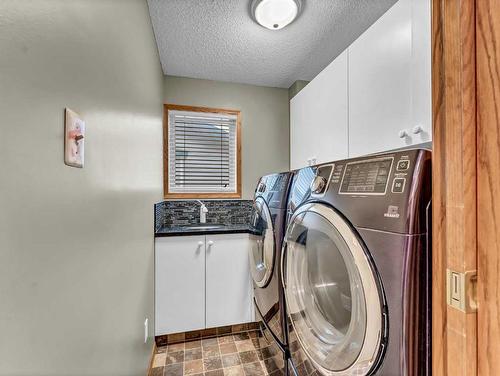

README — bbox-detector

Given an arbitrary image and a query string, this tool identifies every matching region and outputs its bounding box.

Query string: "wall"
[163,76,290,199]
[288,80,310,100]
[0,1,163,375]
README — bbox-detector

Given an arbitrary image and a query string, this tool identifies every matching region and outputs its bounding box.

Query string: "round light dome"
[251,0,302,30]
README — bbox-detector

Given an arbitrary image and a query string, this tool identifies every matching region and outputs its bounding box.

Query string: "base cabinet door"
[205,234,253,328]
[155,236,205,335]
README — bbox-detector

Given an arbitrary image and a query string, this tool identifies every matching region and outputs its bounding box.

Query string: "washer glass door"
[249,197,275,287]
[283,203,384,375]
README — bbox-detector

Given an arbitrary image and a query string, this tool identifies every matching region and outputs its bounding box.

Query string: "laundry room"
[1,1,498,376]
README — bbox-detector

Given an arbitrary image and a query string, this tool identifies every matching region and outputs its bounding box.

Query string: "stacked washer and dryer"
[250,149,432,376]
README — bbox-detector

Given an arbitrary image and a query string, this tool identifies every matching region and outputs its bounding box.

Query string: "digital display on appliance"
[339,157,393,194]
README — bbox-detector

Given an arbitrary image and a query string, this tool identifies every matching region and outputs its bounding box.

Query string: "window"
[163,104,241,198]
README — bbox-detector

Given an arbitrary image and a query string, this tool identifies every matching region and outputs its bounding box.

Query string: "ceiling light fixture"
[251,0,302,30]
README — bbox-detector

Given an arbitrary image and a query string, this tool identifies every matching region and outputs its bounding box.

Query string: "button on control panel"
[396,159,410,171]
[330,164,344,184]
[392,178,406,193]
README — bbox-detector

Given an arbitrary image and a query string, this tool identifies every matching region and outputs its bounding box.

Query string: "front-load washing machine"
[250,172,293,374]
[282,149,431,376]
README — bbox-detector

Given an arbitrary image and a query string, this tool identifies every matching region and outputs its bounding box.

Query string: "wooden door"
[433,0,500,374]
[432,0,477,375]
[205,233,253,328]
[155,236,206,335]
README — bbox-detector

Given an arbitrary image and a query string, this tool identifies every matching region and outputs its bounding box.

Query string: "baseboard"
[155,321,260,347]
[146,341,157,376]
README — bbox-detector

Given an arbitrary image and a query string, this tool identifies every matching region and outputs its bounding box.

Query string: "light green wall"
[164,76,290,199]
[0,1,163,375]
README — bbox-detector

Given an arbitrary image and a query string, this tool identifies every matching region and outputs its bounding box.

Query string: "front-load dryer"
[250,172,293,374]
[282,150,431,376]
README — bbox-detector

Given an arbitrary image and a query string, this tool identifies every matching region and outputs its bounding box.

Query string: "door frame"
[476,0,500,374]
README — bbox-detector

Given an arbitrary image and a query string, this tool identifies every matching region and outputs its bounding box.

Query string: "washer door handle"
[280,243,288,289]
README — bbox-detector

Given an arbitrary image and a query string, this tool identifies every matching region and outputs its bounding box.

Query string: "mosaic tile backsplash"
[155,200,254,231]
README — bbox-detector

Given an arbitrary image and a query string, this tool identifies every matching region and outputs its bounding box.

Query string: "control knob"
[310,176,327,194]
[258,183,266,193]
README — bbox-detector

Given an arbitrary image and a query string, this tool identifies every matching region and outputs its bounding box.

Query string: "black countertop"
[155,224,259,237]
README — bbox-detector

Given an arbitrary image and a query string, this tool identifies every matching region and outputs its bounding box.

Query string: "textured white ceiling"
[147,0,397,88]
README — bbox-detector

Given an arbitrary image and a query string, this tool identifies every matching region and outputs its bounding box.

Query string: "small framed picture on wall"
[64,108,85,168]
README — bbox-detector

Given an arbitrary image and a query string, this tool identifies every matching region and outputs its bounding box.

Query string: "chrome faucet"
[196,200,208,224]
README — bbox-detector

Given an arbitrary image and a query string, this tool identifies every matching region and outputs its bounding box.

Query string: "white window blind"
[168,110,238,194]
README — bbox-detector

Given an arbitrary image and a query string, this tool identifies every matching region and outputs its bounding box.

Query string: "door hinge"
[446,269,477,313]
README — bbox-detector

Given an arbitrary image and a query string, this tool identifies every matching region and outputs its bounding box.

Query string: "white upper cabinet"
[348,0,431,157]
[411,0,432,145]
[290,50,349,170]
[205,234,253,328]
[290,0,431,164]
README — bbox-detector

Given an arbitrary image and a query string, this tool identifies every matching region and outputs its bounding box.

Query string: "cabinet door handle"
[412,125,423,134]
[196,241,204,255]
[207,240,214,247]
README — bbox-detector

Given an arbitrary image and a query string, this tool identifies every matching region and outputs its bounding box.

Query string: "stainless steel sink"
[180,224,225,231]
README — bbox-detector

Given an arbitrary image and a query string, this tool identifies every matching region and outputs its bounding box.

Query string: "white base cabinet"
[155,235,205,335]
[206,234,253,328]
[155,233,253,336]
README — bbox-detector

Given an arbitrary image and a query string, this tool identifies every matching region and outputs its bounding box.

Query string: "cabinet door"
[348,0,412,157]
[411,0,432,143]
[205,234,253,328]
[155,236,205,335]
[290,50,348,169]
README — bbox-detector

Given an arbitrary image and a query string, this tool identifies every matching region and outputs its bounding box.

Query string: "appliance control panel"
[305,149,431,234]
[329,155,414,196]
[255,172,292,209]
[339,157,393,195]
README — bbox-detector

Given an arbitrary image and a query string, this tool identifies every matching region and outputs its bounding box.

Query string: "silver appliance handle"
[280,242,288,289]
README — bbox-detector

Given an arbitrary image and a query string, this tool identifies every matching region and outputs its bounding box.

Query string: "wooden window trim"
[163,104,242,199]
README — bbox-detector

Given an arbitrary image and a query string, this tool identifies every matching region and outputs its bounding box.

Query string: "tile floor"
[150,330,284,376]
